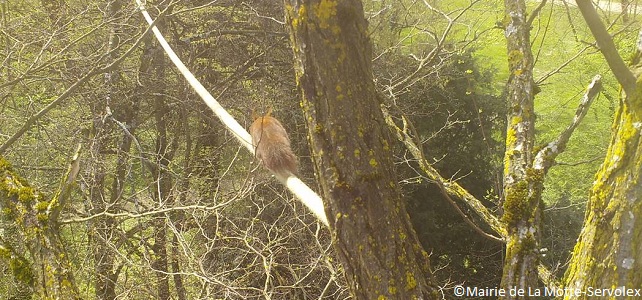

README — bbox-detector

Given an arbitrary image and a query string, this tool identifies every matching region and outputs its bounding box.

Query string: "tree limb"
[533,75,603,172]
[61,201,235,224]
[527,0,549,26]
[384,0,482,94]
[575,0,636,95]
[48,142,83,223]
[382,103,568,290]
[381,104,507,239]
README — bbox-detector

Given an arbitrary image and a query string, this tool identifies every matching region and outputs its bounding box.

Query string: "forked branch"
[533,75,603,172]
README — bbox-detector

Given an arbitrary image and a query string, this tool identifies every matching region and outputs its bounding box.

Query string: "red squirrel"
[249,109,297,176]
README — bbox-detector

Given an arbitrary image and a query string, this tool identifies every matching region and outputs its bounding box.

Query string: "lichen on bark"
[0,156,80,299]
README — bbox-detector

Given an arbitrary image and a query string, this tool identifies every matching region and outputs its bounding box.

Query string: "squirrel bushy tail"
[249,109,297,176]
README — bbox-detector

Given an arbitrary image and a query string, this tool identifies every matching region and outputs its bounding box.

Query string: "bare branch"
[0,14,161,154]
[61,201,234,224]
[533,75,603,172]
[527,0,549,26]
[556,156,603,166]
[384,0,482,94]
[381,104,506,239]
[49,142,83,222]
[435,178,504,243]
[536,44,592,84]
[134,0,329,227]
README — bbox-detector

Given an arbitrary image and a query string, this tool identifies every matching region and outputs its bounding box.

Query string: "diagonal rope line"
[134,0,328,226]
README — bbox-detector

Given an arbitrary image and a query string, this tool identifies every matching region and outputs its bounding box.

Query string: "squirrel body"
[249,110,297,176]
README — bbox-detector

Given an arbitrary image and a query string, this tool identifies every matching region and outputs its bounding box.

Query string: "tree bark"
[0,156,81,299]
[500,0,542,297]
[284,0,436,298]
[563,3,642,298]
[150,21,172,300]
[91,2,125,298]
[621,0,631,23]
[563,74,642,298]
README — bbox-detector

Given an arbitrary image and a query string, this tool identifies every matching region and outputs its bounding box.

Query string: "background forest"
[0,0,639,299]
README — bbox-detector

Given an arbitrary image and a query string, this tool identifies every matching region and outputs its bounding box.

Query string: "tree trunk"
[151,38,172,300]
[563,77,642,298]
[88,65,117,300]
[91,2,125,298]
[563,1,642,297]
[284,0,436,299]
[0,157,81,299]
[500,0,542,296]
[621,0,630,23]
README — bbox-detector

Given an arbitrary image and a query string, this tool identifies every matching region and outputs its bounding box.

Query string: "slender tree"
[498,0,602,294]
[89,2,126,299]
[150,18,172,298]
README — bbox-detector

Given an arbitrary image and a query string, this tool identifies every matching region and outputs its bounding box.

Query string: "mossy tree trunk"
[563,1,642,296]
[0,157,81,299]
[284,0,436,299]
[499,1,616,294]
[499,0,543,296]
[563,70,642,299]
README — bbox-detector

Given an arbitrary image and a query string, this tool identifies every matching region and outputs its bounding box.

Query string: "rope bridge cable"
[134,0,329,227]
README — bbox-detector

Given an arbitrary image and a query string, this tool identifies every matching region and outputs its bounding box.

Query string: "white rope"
[134,0,329,227]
